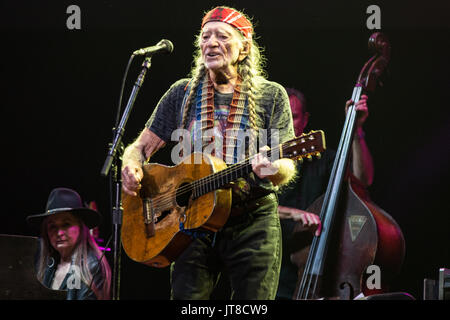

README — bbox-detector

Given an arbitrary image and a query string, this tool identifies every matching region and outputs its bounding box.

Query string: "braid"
[239,58,260,156]
[186,15,267,157]
[247,83,259,156]
[238,29,267,155]
[181,64,206,129]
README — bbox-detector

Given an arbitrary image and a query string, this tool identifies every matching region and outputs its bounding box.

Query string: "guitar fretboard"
[184,131,324,200]
[191,146,283,199]
[191,159,253,199]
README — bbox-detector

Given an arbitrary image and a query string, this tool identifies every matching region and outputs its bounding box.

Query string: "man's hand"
[279,205,322,236]
[121,128,166,197]
[121,162,144,196]
[251,145,279,179]
[251,154,278,179]
[345,94,369,128]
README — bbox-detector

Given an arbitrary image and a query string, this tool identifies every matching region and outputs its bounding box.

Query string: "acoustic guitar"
[122,130,326,268]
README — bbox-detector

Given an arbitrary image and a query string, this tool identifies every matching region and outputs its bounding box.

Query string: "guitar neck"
[191,157,253,199]
[191,130,325,199]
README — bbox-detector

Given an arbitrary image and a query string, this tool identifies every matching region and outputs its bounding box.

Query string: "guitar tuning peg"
[306,155,313,162]
[297,157,304,164]
[315,152,322,159]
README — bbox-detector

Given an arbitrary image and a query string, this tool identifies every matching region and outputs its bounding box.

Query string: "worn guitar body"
[121,153,231,268]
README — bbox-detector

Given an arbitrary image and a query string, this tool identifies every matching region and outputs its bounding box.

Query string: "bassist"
[276,87,374,299]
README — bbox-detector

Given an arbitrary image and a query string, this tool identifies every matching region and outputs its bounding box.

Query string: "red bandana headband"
[201,7,253,40]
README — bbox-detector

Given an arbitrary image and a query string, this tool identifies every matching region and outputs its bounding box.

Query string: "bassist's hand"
[121,163,144,197]
[279,205,322,236]
[345,94,369,128]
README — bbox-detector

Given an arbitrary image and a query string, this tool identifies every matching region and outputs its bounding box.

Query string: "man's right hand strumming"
[121,162,144,196]
[121,128,166,197]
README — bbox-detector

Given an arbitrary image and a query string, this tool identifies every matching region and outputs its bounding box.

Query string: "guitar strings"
[150,153,258,211]
[150,148,276,211]
[150,140,318,211]
[181,154,256,229]
[151,147,265,206]
[156,131,319,203]
[150,140,318,210]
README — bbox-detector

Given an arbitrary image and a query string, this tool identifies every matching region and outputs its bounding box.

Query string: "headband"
[201,7,253,40]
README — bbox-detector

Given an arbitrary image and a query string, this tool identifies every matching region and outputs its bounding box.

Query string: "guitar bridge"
[142,198,155,238]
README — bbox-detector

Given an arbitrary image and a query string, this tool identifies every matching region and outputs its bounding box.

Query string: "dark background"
[1,0,449,300]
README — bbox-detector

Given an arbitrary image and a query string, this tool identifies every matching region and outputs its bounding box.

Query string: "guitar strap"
[180,75,249,164]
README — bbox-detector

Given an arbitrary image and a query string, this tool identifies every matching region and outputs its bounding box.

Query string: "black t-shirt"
[276,149,336,299]
[145,78,296,203]
[146,78,294,148]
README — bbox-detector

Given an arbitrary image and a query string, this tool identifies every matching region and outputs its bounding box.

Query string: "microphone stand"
[101,55,152,300]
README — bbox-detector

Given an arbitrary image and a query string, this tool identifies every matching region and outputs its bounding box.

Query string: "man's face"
[290,95,309,137]
[200,21,248,72]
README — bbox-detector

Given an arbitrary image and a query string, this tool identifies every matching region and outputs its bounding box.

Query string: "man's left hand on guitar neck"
[251,146,296,187]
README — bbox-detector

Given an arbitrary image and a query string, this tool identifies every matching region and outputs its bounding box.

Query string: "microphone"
[132,39,174,56]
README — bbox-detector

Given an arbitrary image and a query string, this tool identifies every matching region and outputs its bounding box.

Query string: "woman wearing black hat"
[27,188,111,300]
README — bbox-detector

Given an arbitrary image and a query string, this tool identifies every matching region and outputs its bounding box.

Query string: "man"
[121,6,296,299]
[276,87,373,299]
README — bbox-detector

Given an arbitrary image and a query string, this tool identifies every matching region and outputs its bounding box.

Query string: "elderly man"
[121,6,296,299]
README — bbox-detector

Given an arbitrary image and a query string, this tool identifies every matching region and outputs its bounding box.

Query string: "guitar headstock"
[282,130,326,161]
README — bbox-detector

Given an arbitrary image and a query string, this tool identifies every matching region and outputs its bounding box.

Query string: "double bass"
[293,32,405,300]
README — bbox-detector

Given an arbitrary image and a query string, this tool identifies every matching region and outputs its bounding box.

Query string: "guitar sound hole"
[155,210,170,224]
[175,182,192,208]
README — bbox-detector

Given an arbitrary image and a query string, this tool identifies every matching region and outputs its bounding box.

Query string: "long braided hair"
[180,8,267,157]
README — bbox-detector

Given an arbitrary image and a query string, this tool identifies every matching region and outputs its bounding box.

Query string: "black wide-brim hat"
[26,187,102,232]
